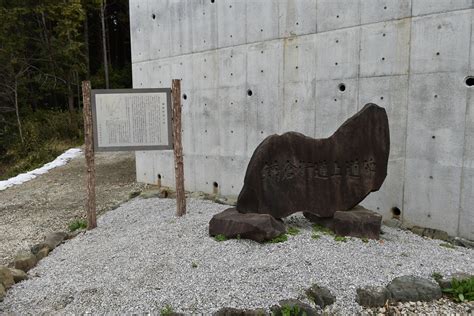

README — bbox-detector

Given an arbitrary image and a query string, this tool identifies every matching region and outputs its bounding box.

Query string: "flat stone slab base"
[305,205,382,239]
[334,206,382,239]
[209,208,286,242]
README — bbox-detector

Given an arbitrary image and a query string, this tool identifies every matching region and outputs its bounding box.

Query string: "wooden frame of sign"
[82,80,186,230]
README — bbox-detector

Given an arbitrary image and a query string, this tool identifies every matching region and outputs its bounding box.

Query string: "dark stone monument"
[237,103,389,218]
[209,103,389,241]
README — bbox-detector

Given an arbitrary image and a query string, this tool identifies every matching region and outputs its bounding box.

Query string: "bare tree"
[101,0,109,89]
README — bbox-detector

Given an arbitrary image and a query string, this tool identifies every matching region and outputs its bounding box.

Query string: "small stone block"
[356,286,391,307]
[333,206,382,239]
[209,208,286,242]
[0,266,14,289]
[14,251,37,272]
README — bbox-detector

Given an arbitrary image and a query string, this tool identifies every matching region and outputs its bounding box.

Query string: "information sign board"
[91,88,172,151]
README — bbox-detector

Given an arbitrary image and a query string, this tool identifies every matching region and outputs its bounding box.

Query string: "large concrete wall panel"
[412,0,471,16]
[170,0,194,56]
[315,78,359,138]
[404,72,467,235]
[316,0,361,32]
[217,0,247,48]
[129,1,150,63]
[279,0,317,37]
[410,11,471,74]
[246,1,279,43]
[360,0,411,24]
[315,27,360,80]
[191,0,218,53]
[148,0,171,59]
[459,87,474,239]
[360,19,410,77]
[131,1,474,239]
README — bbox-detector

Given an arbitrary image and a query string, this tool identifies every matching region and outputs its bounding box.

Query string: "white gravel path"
[1,197,473,315]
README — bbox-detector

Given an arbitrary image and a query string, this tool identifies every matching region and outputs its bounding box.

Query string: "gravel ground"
[0,150,144,266]
[1,197,473,315]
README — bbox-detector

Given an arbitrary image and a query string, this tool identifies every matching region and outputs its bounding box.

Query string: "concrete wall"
[129,0,474,240]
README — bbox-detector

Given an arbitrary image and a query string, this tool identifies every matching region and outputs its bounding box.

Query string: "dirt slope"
[0,150,144,266]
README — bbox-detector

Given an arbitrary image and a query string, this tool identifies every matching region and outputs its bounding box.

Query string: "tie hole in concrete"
[465,76,474,87]
[391,207,401,219]
[338,83,346,92]
[213,182,219,194]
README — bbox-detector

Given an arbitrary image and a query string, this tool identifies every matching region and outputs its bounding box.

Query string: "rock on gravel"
[387,276,442,302]
[0,198,473,315]
[0,267,14,289]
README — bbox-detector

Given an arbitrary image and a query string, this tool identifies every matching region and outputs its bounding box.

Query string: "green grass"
[312,224,334,236]
[287,226,300,236]
[68,218,87,231]
[280,304,306,316]
[334,235,348,242]
[432,272,443,282]
[268,234,288,243]
[160,305,175,316]
[361,237,369,243]
[442,277,474,302]
[214,234,227,242]
[439,242,456,249]
[311,233,321,240]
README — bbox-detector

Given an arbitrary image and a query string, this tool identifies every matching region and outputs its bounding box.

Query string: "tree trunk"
[67,80,78,131]
[14,79,24,144]
[84,9,90,78]
[101,0,109,89]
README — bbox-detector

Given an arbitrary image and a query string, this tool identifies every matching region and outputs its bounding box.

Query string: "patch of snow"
[0,148,82,191]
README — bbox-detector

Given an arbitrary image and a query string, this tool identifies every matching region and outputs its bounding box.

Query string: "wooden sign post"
[172,79,186,216]
[81,80,186,229]
[82,80,97,229]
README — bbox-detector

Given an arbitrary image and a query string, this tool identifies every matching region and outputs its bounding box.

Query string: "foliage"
[268,234,288,243]
[311,233,321,240]
[214,234,227,242]
[361,237,369,243]
[160,305,175,316]
[334,235,348,242]
[442,277,474,302]
[312,224,334,236]
[0,0,131,179]
[439,242,455,249]
[432,272,443,282]
[279,304,307,316]
[287,226,300,236]
[69,218,87,231]
[0,109,83,180]
[191,262,198,268]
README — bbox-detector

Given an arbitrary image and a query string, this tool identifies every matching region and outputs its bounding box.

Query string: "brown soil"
[0,150,145,266]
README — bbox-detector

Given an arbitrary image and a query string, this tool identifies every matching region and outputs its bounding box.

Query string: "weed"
[432,272,443,282]
[442,277,474,302]
[160,305,175,316]
[280,304,306,316]
[287,226,300,236]
[214,234,227,242]
[236,234,241,240]
[268,234,288,243]
[440,242,455,249]
[361,237,369,243]
[334,235,348,242]
[312,224,334,236]
[191,262,198,268]
[311,233,321,240]
[68,218,87,232]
